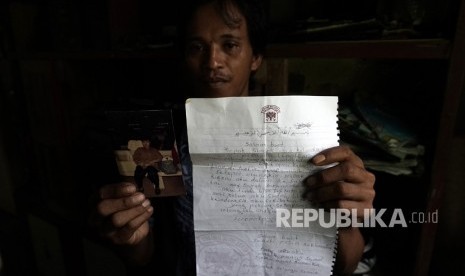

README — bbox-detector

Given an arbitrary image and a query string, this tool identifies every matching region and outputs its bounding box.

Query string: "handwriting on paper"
[196,231,336,276]
[234,123,313,138]
[187,96,339,276]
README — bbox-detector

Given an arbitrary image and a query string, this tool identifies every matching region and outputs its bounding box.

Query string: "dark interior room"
[1,0,464,275]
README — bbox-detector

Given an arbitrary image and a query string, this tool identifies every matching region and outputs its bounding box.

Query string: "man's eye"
[224,42,239,51]
[187,43,205,54]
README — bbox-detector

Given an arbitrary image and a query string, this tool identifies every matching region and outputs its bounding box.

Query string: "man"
[133,138,163,194]
[91,0,375,275]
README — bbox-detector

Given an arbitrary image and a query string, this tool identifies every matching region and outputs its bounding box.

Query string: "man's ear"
[251,54,263,71]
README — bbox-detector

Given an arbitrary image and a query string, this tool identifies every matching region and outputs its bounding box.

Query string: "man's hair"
[177,0,268,57]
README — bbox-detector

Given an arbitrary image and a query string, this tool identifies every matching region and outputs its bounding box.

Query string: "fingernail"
[133,193,145,203]
[142,199,150,208]
[147,206,153,212]
[312,154,326,164]
[124,183,137,193]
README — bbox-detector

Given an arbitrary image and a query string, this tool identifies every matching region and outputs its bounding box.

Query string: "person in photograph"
[133,138,163,195]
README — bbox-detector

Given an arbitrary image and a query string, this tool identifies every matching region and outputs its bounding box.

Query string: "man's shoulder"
[150,148,162,153]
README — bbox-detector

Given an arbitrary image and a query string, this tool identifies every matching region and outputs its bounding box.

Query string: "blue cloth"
[174,130,196,275]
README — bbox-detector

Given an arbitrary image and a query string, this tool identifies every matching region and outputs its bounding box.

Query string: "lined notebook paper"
[186,96,339,276]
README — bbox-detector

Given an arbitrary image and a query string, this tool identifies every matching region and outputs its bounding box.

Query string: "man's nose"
[204,45,223,69]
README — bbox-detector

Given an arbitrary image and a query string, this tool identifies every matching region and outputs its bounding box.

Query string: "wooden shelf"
[266,39,452,59]
[10,47,178,60]
[8,39,452,60]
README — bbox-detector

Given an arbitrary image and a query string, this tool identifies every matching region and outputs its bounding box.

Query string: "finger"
[97,192,146,216]
[305,162,374,188]
[119,206,154,243]
[99,182,137,199]
[309,182,374,204]
[110,199,152,228]
[312,145,364,167]
[109,206,154,245]
[321,200,373,216]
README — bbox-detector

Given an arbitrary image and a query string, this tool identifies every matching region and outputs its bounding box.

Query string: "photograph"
[106,110,185,198]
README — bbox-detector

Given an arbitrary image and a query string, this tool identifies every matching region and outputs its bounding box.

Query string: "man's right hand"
[89,182,153,246]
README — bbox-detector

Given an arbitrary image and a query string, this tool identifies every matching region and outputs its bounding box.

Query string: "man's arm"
[335,227,365,275]
[133,148,143,165]
[304,146,376,275]
[147,149,164,169]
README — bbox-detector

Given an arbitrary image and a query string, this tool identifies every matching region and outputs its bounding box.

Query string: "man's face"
[185,3,262,98]
[142,140,150,149]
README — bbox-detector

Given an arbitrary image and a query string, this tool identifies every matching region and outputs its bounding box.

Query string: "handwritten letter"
[186,96,339,276]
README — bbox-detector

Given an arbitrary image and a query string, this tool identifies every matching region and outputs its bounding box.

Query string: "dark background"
[0,0,464,275]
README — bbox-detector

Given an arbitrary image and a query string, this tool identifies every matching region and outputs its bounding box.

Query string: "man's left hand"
[304,145,375,221]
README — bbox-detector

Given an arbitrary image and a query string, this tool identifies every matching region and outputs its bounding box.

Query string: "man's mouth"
[203,76,230,87]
